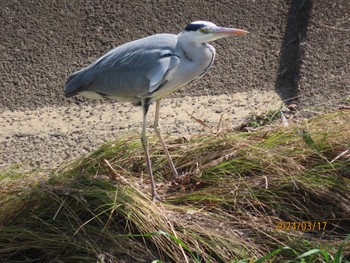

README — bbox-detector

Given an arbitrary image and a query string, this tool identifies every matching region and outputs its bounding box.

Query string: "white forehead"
[191,21,217,27]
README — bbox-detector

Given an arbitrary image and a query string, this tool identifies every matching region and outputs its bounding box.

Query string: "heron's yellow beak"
[213,27,249,36]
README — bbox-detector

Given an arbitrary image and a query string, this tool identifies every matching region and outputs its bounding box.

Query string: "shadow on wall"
[275,0,312,105]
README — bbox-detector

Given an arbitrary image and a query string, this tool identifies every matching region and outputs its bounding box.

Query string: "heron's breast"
[147,44,216,101]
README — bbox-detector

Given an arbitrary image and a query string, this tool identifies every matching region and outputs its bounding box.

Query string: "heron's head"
[179,21,248,44]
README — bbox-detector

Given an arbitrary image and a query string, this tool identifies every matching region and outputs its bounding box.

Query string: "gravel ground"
[0,91,281,170]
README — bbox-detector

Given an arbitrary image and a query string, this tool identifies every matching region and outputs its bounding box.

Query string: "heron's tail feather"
[64,68,87,97]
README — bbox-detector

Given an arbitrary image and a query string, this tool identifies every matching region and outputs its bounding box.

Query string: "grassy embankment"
[0,110,349,262]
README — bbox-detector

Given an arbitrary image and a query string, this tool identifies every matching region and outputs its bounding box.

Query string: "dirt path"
[0,91,281,170]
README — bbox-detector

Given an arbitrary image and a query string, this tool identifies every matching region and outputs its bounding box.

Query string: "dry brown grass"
[0,110,349,262]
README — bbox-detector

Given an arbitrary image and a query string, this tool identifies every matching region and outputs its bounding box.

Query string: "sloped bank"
[0,110,349,262]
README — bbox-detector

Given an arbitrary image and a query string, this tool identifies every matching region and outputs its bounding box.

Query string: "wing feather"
[65,34,179,101]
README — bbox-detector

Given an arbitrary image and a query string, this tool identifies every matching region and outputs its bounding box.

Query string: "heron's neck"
[178,35,210,61]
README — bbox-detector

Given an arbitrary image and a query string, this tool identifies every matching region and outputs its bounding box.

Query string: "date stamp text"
[276,221,327,231]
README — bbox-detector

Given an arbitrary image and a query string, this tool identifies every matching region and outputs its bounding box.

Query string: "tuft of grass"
[0,110,349,262]
[245,108,282,128]
[342,96,350,106]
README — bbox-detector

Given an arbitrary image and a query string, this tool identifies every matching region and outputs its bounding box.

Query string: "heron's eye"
[199,28,209,34]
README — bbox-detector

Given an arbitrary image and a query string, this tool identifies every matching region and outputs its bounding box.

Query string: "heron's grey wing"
[65,48,179,100]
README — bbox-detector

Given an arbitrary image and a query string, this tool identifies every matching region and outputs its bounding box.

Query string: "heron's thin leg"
[154,100,179,178]
[141,100,159,201]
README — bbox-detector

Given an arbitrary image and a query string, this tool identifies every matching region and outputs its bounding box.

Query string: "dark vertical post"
[275,0,313,104]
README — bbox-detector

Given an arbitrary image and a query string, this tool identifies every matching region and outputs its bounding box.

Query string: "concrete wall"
[0,0,348,110]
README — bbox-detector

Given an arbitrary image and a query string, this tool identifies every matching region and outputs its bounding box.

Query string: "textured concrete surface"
[0,0,349,170]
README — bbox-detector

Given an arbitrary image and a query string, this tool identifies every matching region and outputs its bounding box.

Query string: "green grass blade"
[334,234,350,263]
[254,247,295,263]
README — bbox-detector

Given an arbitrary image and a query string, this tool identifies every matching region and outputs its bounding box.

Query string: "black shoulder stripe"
[149,80,168,95]
[160,52,173,58]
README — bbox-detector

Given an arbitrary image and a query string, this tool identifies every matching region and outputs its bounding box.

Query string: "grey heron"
[64,21,248,200]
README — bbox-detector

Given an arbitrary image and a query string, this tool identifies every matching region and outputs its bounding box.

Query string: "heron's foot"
[152,192,163,202]
[171,169,179,179]
[172,171,194,184]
